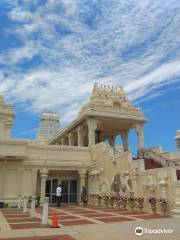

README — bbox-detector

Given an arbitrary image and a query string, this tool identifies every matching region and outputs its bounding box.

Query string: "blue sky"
[0,0,180,154]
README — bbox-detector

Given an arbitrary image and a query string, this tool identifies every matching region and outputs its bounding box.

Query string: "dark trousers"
[56,196,61,207]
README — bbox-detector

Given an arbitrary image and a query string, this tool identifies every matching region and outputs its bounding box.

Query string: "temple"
[0,84,180,216]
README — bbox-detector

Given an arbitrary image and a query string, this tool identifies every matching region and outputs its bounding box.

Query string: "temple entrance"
[45,178,77,204]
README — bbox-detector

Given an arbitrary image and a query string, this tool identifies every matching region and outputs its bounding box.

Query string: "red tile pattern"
[0,206,171,230]
[82,213,113,218]
[10,223,41,230]
[7,218,41,223]
[96,216,135,223]
[59,219,95,226]
[1,209,42,230]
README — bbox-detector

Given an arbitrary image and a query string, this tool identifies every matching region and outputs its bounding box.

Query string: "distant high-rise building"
[38,112,60,140]
[175,130,180,153]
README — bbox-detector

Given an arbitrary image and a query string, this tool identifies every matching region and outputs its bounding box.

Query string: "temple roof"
[49,84,148,144]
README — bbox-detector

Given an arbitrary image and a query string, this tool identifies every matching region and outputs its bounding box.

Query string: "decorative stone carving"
[158,172,168,198]
[121,130,129,152]
[111,172,132,194]
[40,169,49,205]
[79,83,136,116]
[87,118,98,146]
[135,123,144,156]
[77,125,85,146]
[99,179,111,196]
[143,176,156,190]
[0,96,14,140]
[78,170,87,204]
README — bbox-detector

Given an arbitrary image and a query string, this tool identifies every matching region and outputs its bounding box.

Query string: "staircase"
[143,148,175,168]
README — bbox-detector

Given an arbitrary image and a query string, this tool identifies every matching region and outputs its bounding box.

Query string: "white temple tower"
[0,96,14,140]
[38,112,60,140]
[175,130,180,154]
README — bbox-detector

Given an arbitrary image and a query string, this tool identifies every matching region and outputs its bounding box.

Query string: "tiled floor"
[0,206,170,230]
[1,209,41,230]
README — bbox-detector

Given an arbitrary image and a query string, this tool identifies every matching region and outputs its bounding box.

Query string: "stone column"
[87,118,98,146]
[41,197,49,226]
[78,170,87,204]
[77,125,85,146]
[23,196,28,213]
[135,124,144,156]
[68,132,75,146]
[121,130,129,152]
[18,195,22,209]
[30,196,36,218]
[40,169,49,206]
[31,169,38,196]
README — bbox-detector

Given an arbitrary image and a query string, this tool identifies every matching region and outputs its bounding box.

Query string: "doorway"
[45,178,77,204]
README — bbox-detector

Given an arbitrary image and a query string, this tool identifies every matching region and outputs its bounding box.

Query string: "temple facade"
[0,84,180,215]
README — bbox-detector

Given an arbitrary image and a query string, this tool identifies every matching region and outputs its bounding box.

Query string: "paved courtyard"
[0,206,179,240]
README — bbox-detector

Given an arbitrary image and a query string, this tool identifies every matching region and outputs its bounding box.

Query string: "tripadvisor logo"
[135,227,143,236]
[135,227,173,235]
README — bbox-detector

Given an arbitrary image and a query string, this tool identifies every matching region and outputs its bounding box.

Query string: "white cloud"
[0,0,180,126]
[125,60,180,101]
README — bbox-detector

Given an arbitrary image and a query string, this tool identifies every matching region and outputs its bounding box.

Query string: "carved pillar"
[121,130,129,152]
[40,169,49,205]
[30,195,36,218]
[87,118,98,146]
[69,132,75,146]
[77,125,85,146]
[78,170,87,204]
[135,124,144,156]
[32,169,38,195]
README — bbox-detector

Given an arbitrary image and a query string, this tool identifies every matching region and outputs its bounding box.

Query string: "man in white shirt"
[56,184,62,207]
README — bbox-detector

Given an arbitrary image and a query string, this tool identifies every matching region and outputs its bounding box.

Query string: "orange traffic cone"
[51,208,60,228]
